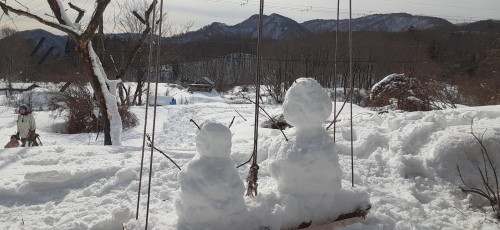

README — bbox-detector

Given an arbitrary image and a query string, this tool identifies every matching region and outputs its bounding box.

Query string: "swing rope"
[349,0,355,188]
[333,0,340,143]
[136,0,157,221]
[246,0,264,198]
[145,0,164,228]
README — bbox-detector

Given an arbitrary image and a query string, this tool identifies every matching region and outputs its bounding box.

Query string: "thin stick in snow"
[146,134,181,170]
[228,116,236,128]
[190,119,201,130]
[239,92,288,141]
[233,108,247,121]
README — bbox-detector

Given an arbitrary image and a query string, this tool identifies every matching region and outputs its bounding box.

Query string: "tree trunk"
[81,42,121,145]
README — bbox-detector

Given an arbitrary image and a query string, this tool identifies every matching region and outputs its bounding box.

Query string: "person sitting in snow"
[16,104,38,147]
[170,98,177,105]
[4,135,20,148]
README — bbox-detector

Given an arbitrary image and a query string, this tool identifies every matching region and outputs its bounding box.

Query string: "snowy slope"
[169,13,310,43]
[1,102,500,229]
[302,13,453,33]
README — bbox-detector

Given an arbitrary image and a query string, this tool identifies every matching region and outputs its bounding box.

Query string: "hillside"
[302,13,454,33]
[169,13,455,43]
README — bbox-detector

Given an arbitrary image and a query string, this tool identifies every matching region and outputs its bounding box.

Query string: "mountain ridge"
[8,13,494,47]
[169,13,455,43]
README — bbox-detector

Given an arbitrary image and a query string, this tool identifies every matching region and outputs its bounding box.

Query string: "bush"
[367,74,456,111]
[49,85,138,134]
[458,123,500,219]
[261,113,291,130]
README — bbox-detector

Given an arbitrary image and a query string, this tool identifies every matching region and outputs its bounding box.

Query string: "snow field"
[0,88,499,229]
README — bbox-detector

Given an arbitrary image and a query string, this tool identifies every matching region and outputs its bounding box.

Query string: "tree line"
[1,20,499,105]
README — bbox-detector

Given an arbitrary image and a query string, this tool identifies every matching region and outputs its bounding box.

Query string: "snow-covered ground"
[1,89,500,229]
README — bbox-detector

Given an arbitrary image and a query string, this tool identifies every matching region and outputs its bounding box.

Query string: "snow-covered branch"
[0,2,78,38]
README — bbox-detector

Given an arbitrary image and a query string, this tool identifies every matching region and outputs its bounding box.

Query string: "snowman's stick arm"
[326,97,348,130]
[239,92,288,141]
[236,155,252,168]
[233,108,247,121]
[189,119,201,130]
[228,116,236,128]
[146,134,182,170]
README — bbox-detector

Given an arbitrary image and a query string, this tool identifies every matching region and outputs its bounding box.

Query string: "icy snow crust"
[1,93,500,229]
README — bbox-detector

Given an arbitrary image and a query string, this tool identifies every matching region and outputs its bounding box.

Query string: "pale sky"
[1,0,499,35]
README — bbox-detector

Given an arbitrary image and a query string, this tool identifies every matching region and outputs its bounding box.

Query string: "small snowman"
[176,122,248,230]
[268,78,369,228]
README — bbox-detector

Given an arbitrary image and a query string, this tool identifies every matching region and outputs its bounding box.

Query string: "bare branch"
[470,122,500,206]
[115,27,151,79]
[236,155,252,168]
[146,134,181,170]
[68,2,85,23]
[326,97,349,130]
[228,116,236,128]
[458,121,500,218]
[144,0,157,26]
[47,0,66,25]
[0,2,78,38]
[114,0,157,80]
[239,92,288,141]
[190,119,201,130]
[132,11,146,24]
[80,0,111,44]
[233,108,247,121]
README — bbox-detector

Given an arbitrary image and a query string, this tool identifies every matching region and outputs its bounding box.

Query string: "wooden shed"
[188,77,215,92]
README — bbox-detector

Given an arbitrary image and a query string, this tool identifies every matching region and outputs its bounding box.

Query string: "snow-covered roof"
[191,77,215,86]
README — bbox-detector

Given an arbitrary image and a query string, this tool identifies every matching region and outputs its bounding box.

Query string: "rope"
[349,0,354,188]
[246,0,264,198]
[136,0,157,221]
[333,0,340,143]
[145,0,164,228]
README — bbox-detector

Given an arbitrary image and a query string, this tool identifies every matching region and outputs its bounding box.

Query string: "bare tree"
[0,0,156,145]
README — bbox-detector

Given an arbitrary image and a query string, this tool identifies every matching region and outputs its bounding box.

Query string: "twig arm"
[146,134,181,170]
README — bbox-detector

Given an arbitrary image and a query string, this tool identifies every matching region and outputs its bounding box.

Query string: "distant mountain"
[16,29,67,54]
[169,13,311,43]
[12,13,490,47]
[302,13,454,33]
[169,13,456,43]
[457,19,500,33]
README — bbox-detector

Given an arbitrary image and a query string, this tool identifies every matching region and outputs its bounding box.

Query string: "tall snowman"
[176,122,249,230]
[268,78,369,228]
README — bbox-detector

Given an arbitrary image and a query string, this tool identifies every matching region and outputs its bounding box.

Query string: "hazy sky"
[1,0,499,35]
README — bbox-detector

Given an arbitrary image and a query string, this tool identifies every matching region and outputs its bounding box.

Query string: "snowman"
[268,78,369,228]
[176,122,249,230]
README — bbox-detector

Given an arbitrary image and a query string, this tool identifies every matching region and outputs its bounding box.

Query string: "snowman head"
[196,122,232,158]
[283,78,332,129]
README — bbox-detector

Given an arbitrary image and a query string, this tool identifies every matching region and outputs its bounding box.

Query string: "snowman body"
[176,122,248,230]
[269,78,346,227]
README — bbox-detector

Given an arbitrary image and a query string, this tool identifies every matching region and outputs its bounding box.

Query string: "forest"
[1,19,499,105]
